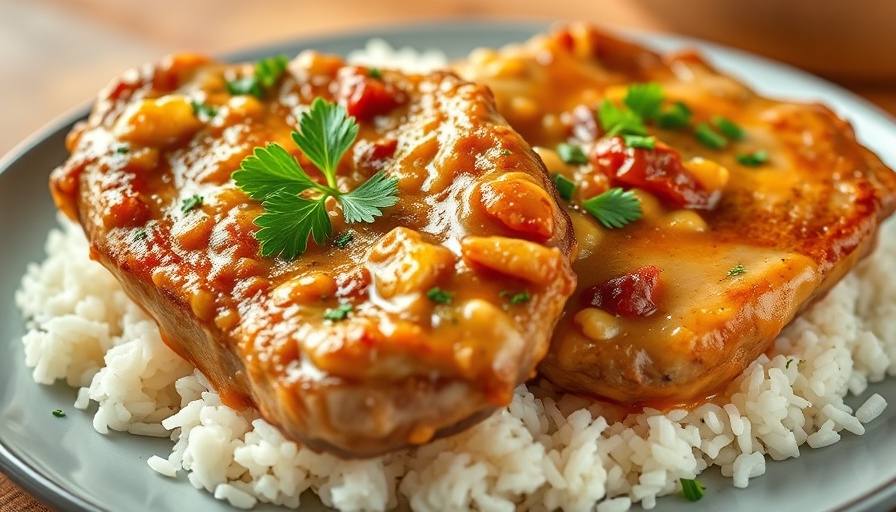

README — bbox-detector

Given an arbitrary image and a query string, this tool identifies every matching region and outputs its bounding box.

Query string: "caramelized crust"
[457,24,896,406]
[50,52,576,456]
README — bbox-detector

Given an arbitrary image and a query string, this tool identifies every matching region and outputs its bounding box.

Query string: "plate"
[1,21,895,512]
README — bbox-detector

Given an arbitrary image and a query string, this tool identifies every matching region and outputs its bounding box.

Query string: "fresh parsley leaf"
[427,287,454,304]
[133,228,147,241]
[598,100,647,137]
[786,358,796,369]
[338,171,399,224]
[680,478,705,502]
[557,143,589,165]
[694,123,727,150]
[333,230,354,249]
[114,144,130,155]
[712,115,745,141]
[294,98,360,188]
[191,100,218,120]
[582,187,643,229]
[254,193,330,258]
[737,149,769,167]
[657,101,692,129]
[181,195,204,214]
[52,409,66,418]
[623,134,656,150]
[500,149,512,156]
[727,264,746,277]
[553,174,576,201]
[233,143,320,200]
[368,68,382,79]
[624,82,664,121]
[233,98,399,259]
[323,303,353,321]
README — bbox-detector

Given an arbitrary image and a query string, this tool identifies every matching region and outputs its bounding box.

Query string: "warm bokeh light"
[2,0,895,158]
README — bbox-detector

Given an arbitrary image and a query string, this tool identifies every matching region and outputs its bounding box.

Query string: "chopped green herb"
[226,77,264,98]
[227,55,289,98]
[500,149,512,156]
[232,98,399,259]
[657,101,692,129]
[622,134,656,150]
[191,100,218,120]
[582,187,643,229]
[114,144,130,155]
[623,82,665,121]
[786,358,796,369]
[680,478,706,502]
[557,143,589,165]
[333,230,354,249]
[500,290,532,305]
[694,123,728,150]
[254,54,289,89]
[553,174,576,201]
[727,264,746,277]
[737,149,769,167]
[133,228,147,241]
[598,100,647,137]
[427,287,454,304]
[508,291,531,304]
[180,194,204,214]
[52,409,66,418]
[368,68,382,79]
[323,303,353,321]
[712,115,745,141]
[598,82,666,137]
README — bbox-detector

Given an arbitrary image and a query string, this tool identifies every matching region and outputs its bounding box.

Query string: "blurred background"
[2,0,896,509]
[2,0,896,159]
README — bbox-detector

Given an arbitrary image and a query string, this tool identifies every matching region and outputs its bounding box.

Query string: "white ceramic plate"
[1,22,895,512]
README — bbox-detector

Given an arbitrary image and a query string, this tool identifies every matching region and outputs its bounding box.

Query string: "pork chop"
[456,24,896,406]
[50,51,576,456]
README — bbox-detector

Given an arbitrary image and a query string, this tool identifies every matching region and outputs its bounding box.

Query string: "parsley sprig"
[233,98,399,259]
[583,187,643,229]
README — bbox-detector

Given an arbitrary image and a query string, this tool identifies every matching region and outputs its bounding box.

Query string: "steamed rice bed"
[14,42,896,512]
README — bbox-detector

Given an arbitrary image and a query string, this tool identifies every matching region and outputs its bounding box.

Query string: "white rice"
[15,41,896,511]
[16,210,896,511]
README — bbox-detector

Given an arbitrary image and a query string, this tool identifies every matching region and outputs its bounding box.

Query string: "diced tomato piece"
[589,137,716,209]
[337,69,403,120]
[354,138,398,172]
[584,265,661,317]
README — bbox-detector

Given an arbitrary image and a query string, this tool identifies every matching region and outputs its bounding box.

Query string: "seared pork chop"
[457,25,896,406]
[50,52,576,456]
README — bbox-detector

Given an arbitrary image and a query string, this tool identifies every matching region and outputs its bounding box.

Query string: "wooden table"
[2,1,895,510]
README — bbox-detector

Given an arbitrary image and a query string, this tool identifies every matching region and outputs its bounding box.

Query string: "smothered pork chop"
[456,25,896,406]
[49,51,576,456]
